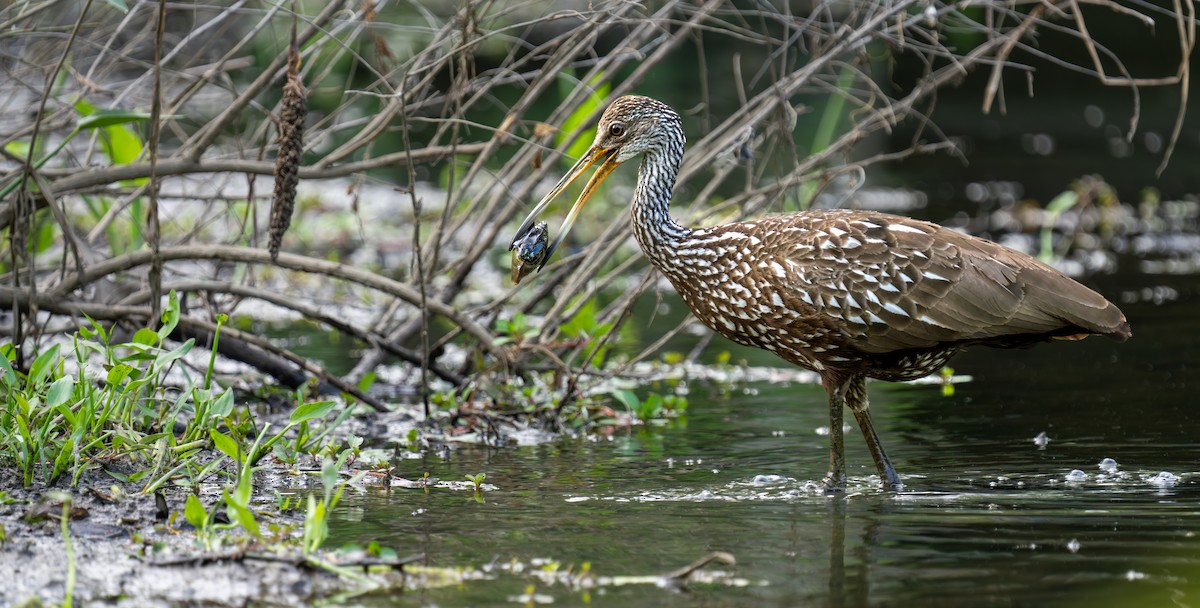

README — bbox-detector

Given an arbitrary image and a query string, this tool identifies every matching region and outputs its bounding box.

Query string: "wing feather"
[767,210,1129,355]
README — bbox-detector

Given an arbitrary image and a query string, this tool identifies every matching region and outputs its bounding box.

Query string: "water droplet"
[1065,469,1088,482]
[1098,457,1118,474]
[1032,431,1050,448]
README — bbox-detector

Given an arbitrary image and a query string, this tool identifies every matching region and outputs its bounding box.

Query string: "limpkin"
[511,95,1131,490]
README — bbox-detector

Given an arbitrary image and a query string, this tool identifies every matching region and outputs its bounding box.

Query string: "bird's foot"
[821,473,846,494]
[878,464,904,492]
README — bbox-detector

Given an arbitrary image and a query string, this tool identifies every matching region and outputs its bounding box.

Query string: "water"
[152,228,1195,604]
[327,269,1198,606]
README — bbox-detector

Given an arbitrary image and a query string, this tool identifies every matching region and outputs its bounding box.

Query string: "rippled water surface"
[328,268,1198,606]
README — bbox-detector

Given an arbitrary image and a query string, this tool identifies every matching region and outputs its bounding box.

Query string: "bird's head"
[509,95,682,282]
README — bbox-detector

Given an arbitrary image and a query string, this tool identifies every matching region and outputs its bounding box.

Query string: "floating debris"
[511,221,551,283]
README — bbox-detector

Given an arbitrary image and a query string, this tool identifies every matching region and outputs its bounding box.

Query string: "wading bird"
[510,95,1130,490]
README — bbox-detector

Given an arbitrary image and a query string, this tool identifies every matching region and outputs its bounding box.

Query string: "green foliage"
[556,71,611,161]
[303,455,358,554]
[559,300,614,367]
[609,389,688,423]
[0,101,158,201]
[0,291,351,492]
[493,313,539,346]
[1038,190,1080,262]
[940,366,957,397]
[465,472,486,492]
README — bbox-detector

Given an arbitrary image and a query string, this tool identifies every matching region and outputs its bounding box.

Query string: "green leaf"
[75,109,154,131]
[4,140,30,159]
[1039,190,1079,262]
[356,371,377,393]
[131,328,159,346]
[51,438,74,483]
[556,72,610,161]
[210,389,235,418]
[1045,190,1079,214]
[290,400,336,425]
[209,430,241,461]
[638,393,664,419]
[153,338,194,370]
[223,488,261,540]
[231,470,253,507]
[609,389,639,412]
[56,403,78,427]
[184,494,207,530]
[321,459,339,497]
[0,351,17,387]
[100,122,142,165]
[28,344,61,386]
[106,363,134,386]
[46,376,75,408]
[157,291,181,340]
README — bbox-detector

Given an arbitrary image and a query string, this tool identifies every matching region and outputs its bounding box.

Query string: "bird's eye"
[608,122,626,137]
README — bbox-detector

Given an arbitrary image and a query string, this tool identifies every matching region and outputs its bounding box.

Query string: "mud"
[0,467,359,606]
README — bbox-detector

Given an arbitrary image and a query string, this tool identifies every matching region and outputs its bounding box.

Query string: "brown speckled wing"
[769,210,1128,355]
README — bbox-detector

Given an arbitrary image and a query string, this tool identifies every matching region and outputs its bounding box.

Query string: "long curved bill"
[509,145,621,279]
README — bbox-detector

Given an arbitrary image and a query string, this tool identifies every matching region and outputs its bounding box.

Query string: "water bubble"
[1065,469,1088,482]
[1032,431,1050,449]
[1098,458,1118,474]
[750,474,787,486]
[1066,539,1081,553]
[1147,471,1180,488]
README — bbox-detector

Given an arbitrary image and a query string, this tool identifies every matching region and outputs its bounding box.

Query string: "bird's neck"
[630,147,691,264]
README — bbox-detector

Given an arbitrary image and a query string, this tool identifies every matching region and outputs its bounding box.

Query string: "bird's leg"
[845,376,903,490]
[821,384,847,492]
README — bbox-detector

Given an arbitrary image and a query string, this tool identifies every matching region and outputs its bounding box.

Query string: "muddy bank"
[1,467,377,606]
